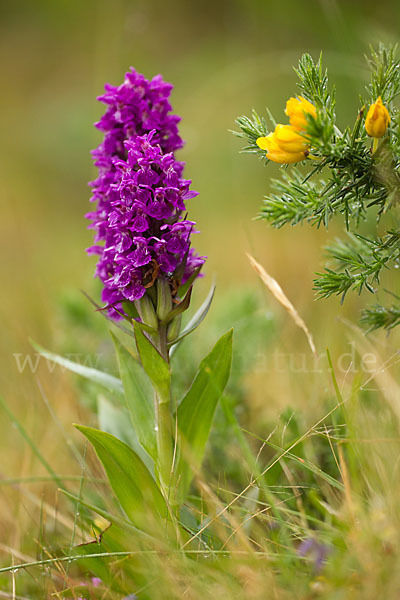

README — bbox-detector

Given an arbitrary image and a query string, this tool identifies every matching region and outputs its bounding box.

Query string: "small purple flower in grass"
[297,537,330,573]
[91,577,102,587]
[87,69,205,317]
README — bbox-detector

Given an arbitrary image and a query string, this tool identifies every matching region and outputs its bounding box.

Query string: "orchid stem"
[155,324,174,505]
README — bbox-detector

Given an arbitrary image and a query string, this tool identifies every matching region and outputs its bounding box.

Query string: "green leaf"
[75,426,166,532]
[177,265,202,298]
[121,300,140,321]
[135,320,158,335]
[161,286,192,325]
[169,283,215,351]
[111,332,156,460]
[98,395,134,446]
[31,340,123,394]
[133,322,170,404]
[97,395,154,474]
[176,329,233,500]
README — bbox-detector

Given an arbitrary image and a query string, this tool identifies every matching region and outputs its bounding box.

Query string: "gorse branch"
[259,169,329,228]
[315,231,400,301]
[234,110,268,154]
[360,302,400,331]
[366,43,400,103]
[236,45,400,330]
[294,52,336,118]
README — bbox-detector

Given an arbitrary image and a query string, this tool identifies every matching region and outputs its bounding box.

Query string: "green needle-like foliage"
[361,302,400,331]
[236,44,400,330]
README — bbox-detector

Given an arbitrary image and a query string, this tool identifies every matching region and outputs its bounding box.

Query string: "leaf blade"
[176,330,233,500]
[170,283,215,350]
[31,340,123,394]
[75,426,166,532]
[111,332,156,459]
[133,323,171,404]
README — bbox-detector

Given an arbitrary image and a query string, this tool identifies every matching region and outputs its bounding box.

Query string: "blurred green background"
[1,0,400,553]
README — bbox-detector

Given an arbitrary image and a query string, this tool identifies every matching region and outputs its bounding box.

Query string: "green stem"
[155,324,174,502]
[155,397,173,492]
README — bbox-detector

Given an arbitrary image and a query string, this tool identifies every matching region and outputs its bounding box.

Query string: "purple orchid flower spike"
[87,68,205,320]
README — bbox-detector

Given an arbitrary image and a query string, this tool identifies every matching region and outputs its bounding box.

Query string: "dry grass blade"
[247,254,316,355]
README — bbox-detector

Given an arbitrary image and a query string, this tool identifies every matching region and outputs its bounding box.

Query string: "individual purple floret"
[87,69,205,316]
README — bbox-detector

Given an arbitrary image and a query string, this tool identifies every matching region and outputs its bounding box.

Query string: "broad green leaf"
[75,426,166,532]
[31,340,123,394]
[98,395,133,446]
[133,322,170,404]
[169,283,215,351]
[97,395,154,474]
[176,329,233,500]
[111,333,156,460]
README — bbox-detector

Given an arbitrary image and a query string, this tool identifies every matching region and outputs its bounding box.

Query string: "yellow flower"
[285,96,317,131]
[365,96,390,138]
[273,124,309,153]
[257,130,307,164]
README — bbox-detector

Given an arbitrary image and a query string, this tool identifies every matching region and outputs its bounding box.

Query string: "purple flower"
[128,237,152,267]
[161,221,197,254]
[87,68,205,316]
[297,537,330,573]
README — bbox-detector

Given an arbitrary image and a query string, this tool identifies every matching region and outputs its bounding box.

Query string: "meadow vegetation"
[1,2,400,598]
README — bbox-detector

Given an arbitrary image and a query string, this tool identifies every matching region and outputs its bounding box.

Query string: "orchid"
[87,69,204,320]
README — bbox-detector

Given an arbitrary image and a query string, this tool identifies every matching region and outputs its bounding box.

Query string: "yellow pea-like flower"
[273,124,309,153]
[256,131,307,164]
[285,96,317,131]
[365,96,390,138]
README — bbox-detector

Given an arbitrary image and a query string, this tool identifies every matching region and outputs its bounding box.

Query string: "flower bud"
[257,130,307,165]
[156,277,173,321]
[365,96,390,138]
[167,314,182,343]
[285,96,317,131]
[134,294,158,330]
